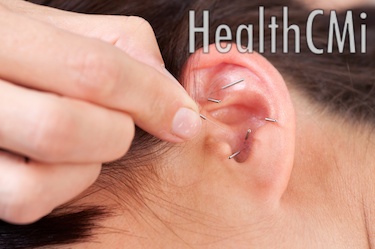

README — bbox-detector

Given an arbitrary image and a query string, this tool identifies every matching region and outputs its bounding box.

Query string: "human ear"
[182,44,296,201]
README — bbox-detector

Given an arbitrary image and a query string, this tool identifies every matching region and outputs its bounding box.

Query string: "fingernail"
[172,108,202,140]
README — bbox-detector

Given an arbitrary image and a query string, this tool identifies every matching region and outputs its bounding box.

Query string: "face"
[74,45,375,249]
[61,2,375,248]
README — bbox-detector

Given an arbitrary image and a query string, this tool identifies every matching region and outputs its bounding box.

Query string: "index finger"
[0,7,201,142]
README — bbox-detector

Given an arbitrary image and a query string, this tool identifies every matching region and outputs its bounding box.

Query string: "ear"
[182,44,296,201]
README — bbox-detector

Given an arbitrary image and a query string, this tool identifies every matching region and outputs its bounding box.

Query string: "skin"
[0,1,201,224]
[2,0,373,245]
[70,46,375,248]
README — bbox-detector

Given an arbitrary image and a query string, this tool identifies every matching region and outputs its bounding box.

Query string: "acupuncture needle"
[199,113,226,131]
[207,78,245,96]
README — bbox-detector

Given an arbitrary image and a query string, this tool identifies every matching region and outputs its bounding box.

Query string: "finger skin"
[0,150,101,224]
[0,1,166,74]
[0,1,199,225]
[0,79,134,163]
[0,6,200,143]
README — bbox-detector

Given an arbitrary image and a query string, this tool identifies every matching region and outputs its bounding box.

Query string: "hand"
[0,1,201,224]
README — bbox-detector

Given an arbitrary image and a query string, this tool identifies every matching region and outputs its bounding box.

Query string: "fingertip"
[159,66,202,142]
[171,107,202,141]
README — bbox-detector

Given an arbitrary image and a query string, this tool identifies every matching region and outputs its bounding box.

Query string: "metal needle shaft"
[221,79,244,90]
[228,151,241,159]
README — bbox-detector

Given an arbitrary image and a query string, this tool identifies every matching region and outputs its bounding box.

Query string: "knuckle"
[1,173,45,223]
[114,118,135,158]
[28,101,73,160]
[68,46,120,100]
[124,16,158,46]
[100,114,134,161]
[127,16,154,35]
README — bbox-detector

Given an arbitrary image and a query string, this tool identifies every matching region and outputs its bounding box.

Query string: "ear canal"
[182,43,296,200]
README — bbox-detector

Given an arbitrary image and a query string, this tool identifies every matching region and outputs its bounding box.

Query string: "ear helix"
[199,78,278,160]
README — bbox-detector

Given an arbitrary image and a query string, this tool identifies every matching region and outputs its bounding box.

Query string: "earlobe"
[182,44,296,201]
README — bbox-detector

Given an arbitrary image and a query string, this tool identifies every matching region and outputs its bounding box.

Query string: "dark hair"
[2,0,375,248]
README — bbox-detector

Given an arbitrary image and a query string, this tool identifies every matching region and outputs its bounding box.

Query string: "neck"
[284,92,375,248]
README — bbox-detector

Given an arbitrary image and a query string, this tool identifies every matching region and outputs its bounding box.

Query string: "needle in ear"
[200,114,207,120]
[207,98,221,103]
[229,129,251,160]
[245,129,251,140]
[199,113,227,131]
[228,150,241,159]
[221,79,244,90]
[204,79,254,161]
[265,118,278,123]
